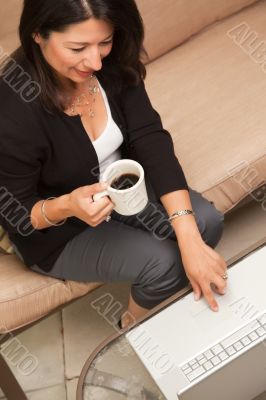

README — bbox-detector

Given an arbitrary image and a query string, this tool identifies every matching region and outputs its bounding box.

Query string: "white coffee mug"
[93,159,148,216]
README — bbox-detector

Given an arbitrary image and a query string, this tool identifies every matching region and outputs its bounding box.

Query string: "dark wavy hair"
[1,0,147,114]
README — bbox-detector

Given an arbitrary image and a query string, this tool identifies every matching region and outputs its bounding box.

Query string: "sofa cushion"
[0,1,22,38]
[0,250,102,332]
[136,0,258,62]
[0,0,22,55]
[145,0,266,213]
[0,32,20,56]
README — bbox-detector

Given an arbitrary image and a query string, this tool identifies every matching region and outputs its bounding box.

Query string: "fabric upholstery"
[0,250,102,332]
[145,1,266,212]
[136,0,258,61]
[0,0,22,55]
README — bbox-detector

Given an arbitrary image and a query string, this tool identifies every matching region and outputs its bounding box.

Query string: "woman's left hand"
[178,235,228,311]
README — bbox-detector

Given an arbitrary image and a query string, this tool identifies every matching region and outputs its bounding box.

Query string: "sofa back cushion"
[0,0,259,57]
[136,0,258,62]
[0,0,22,54]
[144,1,266,213]
[0,1,22,38]
[0,0,23,54]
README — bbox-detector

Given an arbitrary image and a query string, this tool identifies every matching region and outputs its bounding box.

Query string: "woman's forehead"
[55,18,114,43]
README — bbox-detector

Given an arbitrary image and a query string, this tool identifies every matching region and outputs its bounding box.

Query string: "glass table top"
[82,333,166,399]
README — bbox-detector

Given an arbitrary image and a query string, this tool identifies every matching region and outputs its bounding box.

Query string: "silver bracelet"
[41,197,67,227]
[168,209,195,222]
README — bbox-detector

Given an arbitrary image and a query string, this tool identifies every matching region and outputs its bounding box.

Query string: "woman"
[0,0,227,329]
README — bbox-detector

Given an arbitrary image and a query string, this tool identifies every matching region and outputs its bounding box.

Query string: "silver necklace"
[69,74,99,118]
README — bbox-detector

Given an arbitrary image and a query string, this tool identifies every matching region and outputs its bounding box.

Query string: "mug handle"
[93,190,109,202]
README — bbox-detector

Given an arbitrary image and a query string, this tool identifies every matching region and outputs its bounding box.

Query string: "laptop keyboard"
[180,312,266,383]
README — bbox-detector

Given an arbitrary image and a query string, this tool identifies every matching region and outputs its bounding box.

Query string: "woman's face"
[33,18,114,85]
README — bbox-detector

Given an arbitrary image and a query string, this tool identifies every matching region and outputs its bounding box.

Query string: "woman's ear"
[32,33,41,44]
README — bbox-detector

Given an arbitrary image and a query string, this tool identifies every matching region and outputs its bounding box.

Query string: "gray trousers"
[30,183,224,309]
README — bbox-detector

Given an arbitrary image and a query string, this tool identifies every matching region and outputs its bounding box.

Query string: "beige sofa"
[139,0,266,213]
[1,0,266,330]
[0,0,266,397]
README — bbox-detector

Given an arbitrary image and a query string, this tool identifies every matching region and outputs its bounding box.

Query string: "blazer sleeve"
[0,109,44,234]
[120,80,188,199]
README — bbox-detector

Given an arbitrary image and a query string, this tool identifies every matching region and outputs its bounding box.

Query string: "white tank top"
[92,80,124,179]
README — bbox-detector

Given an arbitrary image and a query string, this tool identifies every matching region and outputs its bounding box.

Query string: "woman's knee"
[131,241,187,309]
[199,203,224,248]
[189,188,224,248]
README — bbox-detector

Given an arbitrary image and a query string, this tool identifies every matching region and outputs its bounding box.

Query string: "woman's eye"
[70,47,85,53]
[100,40,113,46]
[70,40,112,52]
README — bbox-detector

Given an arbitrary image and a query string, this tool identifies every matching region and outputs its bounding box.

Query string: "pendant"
[68,75,98,117]
[89,85,99,95]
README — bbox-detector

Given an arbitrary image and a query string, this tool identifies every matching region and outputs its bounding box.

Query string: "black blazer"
[0,74,188,271]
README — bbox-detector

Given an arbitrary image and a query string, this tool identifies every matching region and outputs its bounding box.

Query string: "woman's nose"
[84,47,102,71]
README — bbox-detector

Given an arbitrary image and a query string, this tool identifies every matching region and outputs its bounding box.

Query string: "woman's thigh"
[31,218,184,283]
[111,184,224,248]
[31,182,223,285]
[29,184,224,308]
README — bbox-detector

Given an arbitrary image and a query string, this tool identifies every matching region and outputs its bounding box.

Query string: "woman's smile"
[73,68,94,78]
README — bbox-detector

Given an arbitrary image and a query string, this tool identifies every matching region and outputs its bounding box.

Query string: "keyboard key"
[192,362,200,370]
[187,366,205,382]
[256,327,266,337]
[258,314,266,326]
[241,336,251,346]
[181,364,189,371]
[204,350,214,360]
[198,357,207,365]
[183,367,192,375]
[196,354,205,362]
[219,351,229,361]
[233,341,244,351]
[221,321,260,349]
[210,356,221,366]
[203,361,213,371]
[226,346,236,356]
[189,359,197,367]
[211,344,224,355]
[248,331,259,342]
[250,322,261,331]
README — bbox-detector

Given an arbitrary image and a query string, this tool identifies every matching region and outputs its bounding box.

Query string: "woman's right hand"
[67,183,115,226]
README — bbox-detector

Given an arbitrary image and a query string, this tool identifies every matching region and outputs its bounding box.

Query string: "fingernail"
[194,293,199,301]
[102,182,108,188]
[213,305,219,312]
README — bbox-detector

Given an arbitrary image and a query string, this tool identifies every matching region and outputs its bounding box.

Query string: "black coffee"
[110,173,139,190]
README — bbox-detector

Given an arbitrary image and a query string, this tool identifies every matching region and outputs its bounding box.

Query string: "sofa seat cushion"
[0,251,102,332]
[145,0,266,213]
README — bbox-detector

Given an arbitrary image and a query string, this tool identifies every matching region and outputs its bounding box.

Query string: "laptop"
[126,245,266,400]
